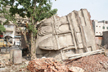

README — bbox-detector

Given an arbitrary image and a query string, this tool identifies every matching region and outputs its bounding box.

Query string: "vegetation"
[0,23,5,34]
[0,0,57,60]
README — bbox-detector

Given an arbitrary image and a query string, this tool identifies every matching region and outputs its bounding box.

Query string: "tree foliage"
[0,0,57,35]
[0,0,57,59]
[0,23,5,34]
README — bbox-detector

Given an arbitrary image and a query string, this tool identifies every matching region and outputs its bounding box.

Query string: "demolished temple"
[36,9,99,60]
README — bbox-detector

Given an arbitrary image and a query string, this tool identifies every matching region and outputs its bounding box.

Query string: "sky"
[51,0,108,21]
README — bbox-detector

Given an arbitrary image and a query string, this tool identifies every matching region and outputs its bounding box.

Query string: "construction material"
[10,49,22,64]
[69,66,84,72]
[27,58,85,72]
[65,54,108,72]
[27,58,70,72]
[68,49,104,59]
[13,49,22,64]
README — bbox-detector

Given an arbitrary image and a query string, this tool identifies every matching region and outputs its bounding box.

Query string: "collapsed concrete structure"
[36,9,97,60]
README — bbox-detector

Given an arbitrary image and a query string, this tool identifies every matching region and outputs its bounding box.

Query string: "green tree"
[0,23,5,34]
[0,0,57,60]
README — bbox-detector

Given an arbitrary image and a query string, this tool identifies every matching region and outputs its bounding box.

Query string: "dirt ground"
[1,53,108,72]
[0,53,30,72]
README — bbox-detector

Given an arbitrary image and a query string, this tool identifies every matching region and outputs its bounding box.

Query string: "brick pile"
[65,54,108,72]
[27,58,72,72]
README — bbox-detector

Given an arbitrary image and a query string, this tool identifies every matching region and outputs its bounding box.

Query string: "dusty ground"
[0,53,30,72]
[1,53,108,72]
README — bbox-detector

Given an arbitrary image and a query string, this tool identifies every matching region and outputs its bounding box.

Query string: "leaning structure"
[36,9,97,60]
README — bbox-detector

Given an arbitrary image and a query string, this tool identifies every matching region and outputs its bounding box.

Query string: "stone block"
[13,49,22,64]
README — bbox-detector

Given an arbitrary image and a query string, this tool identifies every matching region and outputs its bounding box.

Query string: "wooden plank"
[67,49,104,60]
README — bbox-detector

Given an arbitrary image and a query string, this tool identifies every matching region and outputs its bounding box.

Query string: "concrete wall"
[103,31,108,49]
[95,37,103,46]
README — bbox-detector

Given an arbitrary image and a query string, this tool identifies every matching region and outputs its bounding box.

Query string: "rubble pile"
[65,54,108,72]
[27,58,72,72]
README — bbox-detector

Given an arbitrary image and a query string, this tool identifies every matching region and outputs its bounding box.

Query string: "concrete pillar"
[10,49,22,64]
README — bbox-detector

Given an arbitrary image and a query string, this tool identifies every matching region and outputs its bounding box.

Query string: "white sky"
[52,0,108,21]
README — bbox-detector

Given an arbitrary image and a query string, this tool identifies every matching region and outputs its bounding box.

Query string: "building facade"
[92,20,108,36]
[0,6,30,47]
[92,20,108,46]
[3,24,16,45]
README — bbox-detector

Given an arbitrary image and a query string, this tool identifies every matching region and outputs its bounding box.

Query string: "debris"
[0,62,5,68]
[69,66,84,72]
[65,54,108,72]
[27,58,72,72]
[24,61,29,65]
[68,49,104,59]
[100,62,108,70]
[104,49,108,57]
[0,68,7,72]
[19,68,26,72]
